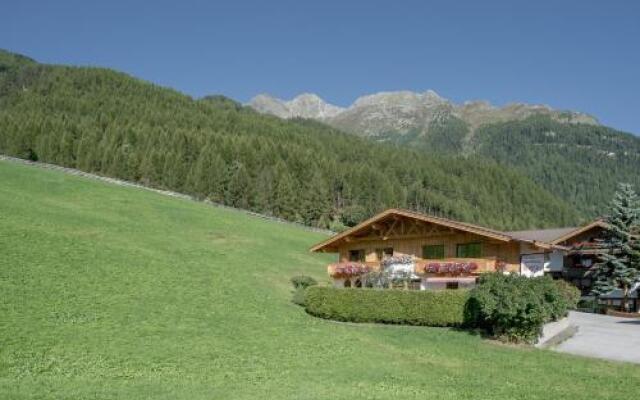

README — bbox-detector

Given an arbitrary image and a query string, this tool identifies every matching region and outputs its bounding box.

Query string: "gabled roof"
[505,219,609,245]
[506,227,578,244]
[310,208,564,253]
[549,219,609,245]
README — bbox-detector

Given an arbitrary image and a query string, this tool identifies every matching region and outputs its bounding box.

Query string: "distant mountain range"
[249,91,599,139]
[250,91,640,218]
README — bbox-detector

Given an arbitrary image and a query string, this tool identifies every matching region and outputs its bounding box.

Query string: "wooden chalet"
[310,211,640,311]
[310,209,566,289]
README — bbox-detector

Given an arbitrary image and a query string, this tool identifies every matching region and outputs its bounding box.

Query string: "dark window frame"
[375,247,394,261]
[422,244,445,259]
[446,281,459,290]
[456,242,482,258]
[349,249,365,262]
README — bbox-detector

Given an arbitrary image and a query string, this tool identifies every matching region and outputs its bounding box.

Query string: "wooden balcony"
[328,257,504,278]
[415,257,502,276]
[327,262,381,278]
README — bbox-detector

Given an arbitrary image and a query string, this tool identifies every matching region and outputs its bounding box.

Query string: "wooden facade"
[311,209,562,287]
[550,220,610,295]
[335,232,522,274]
[551,220,609,248]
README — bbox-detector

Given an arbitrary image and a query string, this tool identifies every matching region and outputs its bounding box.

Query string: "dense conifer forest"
[364,113,640,219]
[0,50,584,230]
[471,117,640,217]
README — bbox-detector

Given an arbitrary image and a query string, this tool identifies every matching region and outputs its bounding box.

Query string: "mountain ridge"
[248,90,600,137]
[248,88,640,219]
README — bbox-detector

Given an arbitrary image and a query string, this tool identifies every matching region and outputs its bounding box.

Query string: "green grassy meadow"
[1,160,639,399]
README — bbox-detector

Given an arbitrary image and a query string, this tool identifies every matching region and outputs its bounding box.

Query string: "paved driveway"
[554,311,640,364]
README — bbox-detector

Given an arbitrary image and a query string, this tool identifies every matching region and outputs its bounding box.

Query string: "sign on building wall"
[520,253,546,277]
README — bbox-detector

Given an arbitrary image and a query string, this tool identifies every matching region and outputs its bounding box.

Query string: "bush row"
[300,274,578,344]
[304,286,469,326]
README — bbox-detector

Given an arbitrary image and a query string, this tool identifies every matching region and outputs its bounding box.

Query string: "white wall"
[520,252,546,277]
[420,278,476,290]
[547,250,564,272]
[332,278,346,288]
[519,242,569,277]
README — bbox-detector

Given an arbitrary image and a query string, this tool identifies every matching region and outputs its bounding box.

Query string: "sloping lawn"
[1,160,638,399]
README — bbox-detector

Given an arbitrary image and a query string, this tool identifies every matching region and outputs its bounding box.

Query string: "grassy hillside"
[1,160,638,399]
[0,49,582,230]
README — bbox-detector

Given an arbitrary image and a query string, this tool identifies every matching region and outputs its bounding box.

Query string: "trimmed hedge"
[304,286,469,327]
[304,276,576,343]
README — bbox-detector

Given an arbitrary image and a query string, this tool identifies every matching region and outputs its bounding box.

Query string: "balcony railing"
[327,257,502,278]
[415,257,501,276]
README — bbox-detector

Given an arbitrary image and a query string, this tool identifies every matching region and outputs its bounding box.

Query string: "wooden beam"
[406,220,419,235]
[383,218,399,238]
[346,233,460,242]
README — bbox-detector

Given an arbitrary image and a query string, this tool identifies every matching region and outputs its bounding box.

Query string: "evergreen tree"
[588,183,640,312]
[272,166,299,222]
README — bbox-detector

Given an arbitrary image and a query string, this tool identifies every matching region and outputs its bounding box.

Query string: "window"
[422,244,445,259]
[375,247,394,261]
[446,281,459,290]
[349,249,365,262]
[456,242,482,258]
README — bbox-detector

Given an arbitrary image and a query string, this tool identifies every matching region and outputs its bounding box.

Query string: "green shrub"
[529,276,570,320]
[290,275,318,290]
[576,298,595,309]
[304,286,469,327]
[466,274,571,343]
[291,287,307,306]
[553,279,581,310]
[576,297,604,313]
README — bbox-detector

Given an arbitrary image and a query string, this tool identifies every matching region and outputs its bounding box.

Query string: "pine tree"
[224,161,252,209]
[272,166,299,221]
[588,183,640,312]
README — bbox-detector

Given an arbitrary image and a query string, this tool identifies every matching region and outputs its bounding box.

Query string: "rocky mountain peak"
[286,93,345,119]
[248,93,344,120]
[351,90,448,109]
[248,90,599,138]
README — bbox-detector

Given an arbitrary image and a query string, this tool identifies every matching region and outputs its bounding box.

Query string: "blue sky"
[2,0,639,134]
